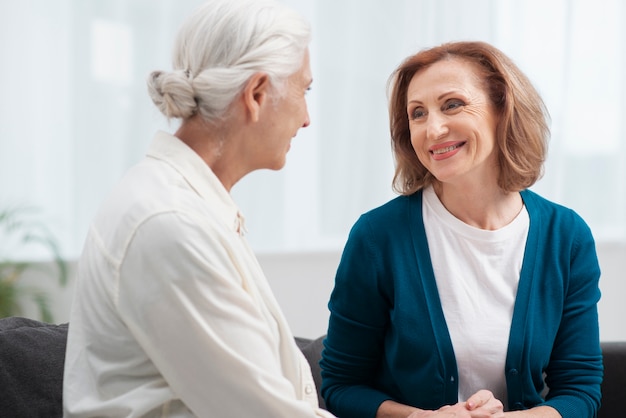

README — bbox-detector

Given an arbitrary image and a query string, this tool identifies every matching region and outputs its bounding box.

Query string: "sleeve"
[115,211,333,418]
[542,212,603,418]
[320,215,395,418]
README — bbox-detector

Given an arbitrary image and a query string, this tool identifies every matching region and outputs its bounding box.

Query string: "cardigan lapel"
[409,191,459,401]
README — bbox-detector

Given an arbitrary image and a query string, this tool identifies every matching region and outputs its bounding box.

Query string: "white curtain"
[1,0,624,259]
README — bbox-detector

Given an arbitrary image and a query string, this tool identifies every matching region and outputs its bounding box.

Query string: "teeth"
[433,144,460,155]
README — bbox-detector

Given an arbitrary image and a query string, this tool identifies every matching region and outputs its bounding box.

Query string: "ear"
[242,72,270,123]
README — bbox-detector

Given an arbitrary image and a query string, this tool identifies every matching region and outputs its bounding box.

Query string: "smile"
[430,141,466,155]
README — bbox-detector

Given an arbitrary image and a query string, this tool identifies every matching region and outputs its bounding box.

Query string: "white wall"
[18,243,626,341]
[595,242,626,341]
[262,245,626,341]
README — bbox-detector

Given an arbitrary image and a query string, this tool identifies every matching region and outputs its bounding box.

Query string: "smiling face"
[406,57,500,190]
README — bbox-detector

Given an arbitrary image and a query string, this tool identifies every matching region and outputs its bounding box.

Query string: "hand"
[405,404,475,417]
[464,389,505,417]
[404,404,479,418]
[405,390,504,418]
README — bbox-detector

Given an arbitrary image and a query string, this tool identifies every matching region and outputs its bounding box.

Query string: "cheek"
[298,97,309,118]
[409,126,428,155]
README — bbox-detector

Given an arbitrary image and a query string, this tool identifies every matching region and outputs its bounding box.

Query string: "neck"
[433,182,523,230]
[175,114,248,192]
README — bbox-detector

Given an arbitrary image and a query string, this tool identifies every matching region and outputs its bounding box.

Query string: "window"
[1,0,624,259]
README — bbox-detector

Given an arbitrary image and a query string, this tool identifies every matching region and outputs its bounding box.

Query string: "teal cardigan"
[320,189,602,418]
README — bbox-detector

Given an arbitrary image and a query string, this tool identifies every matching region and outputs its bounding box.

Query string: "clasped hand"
[407,390,504,418]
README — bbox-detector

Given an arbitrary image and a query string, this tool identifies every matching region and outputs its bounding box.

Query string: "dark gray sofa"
[1,316,623,417]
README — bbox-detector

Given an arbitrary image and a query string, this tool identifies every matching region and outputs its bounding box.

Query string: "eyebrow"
[407,90,462,106]
[437,91,459,101]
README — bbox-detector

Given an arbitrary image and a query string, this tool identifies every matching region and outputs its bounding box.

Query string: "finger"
[466,390,493,410]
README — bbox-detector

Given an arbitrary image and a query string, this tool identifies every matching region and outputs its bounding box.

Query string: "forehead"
[292,48,312,84]
[407,57,485,98]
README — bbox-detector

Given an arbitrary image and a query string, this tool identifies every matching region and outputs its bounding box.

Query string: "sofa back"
[0,317,67,417]
[0,317,623,417]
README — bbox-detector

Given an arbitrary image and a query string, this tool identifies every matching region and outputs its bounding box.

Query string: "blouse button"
[305,384,314,394]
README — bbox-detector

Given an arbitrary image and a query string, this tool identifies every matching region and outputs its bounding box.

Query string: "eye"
[409,106,427,120]
[443,99,465,112]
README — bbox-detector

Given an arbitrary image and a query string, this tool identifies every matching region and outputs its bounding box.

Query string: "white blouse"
[63,131,333,417]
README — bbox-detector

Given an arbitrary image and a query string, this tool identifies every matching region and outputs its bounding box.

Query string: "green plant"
[0,206,68,322]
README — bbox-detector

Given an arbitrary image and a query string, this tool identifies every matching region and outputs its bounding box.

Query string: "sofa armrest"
[599,341,626,418]
[296,335,326,409]
[0,317,67,417]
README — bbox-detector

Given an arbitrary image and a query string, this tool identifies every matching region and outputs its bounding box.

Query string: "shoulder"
[521,189,590,233]
[342,192,424,261]
[90,163,227,262]
[355,192,421,232]
[521,189,597,264]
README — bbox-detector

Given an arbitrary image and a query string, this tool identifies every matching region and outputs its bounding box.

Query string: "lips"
[429,141,466,160]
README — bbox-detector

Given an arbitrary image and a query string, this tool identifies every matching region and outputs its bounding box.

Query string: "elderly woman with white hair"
[62,1,333,417]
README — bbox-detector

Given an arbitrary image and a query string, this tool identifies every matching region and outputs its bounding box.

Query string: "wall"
[18,244,626,341]
[595,243,626,341]
[262,244,626,341]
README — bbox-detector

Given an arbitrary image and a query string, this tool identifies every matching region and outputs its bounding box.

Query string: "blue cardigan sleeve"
[507,191,603,417]
[540,208,603,417]
[321,194,461,417]
[320,213,395,418]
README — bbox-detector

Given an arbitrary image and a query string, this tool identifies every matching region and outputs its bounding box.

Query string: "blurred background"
[1,0,624,339]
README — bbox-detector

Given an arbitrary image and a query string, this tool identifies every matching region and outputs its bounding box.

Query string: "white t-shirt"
[422,186,529,406]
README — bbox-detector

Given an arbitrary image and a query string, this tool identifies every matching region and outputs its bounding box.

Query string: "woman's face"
[254,49,312,171]
[406,58,499,189]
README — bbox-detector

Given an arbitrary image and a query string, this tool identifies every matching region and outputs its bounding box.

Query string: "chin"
[268,158,287,171]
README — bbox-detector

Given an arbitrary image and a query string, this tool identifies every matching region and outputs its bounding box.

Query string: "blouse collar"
[146,130,247,235]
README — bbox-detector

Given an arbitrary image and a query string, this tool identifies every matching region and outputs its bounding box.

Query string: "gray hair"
[147,0,311,122]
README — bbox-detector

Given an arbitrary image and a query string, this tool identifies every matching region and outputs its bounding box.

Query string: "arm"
[320,215,398,417]
[321,204,461,417]
[539,214,602,417]
[377,400,420,418]
[504,406,560,417]
[380,391,508,418]
[116,211,332,417]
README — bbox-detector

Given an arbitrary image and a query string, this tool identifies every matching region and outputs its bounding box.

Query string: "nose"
[426,112,448,141]
[302,109,311,128]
